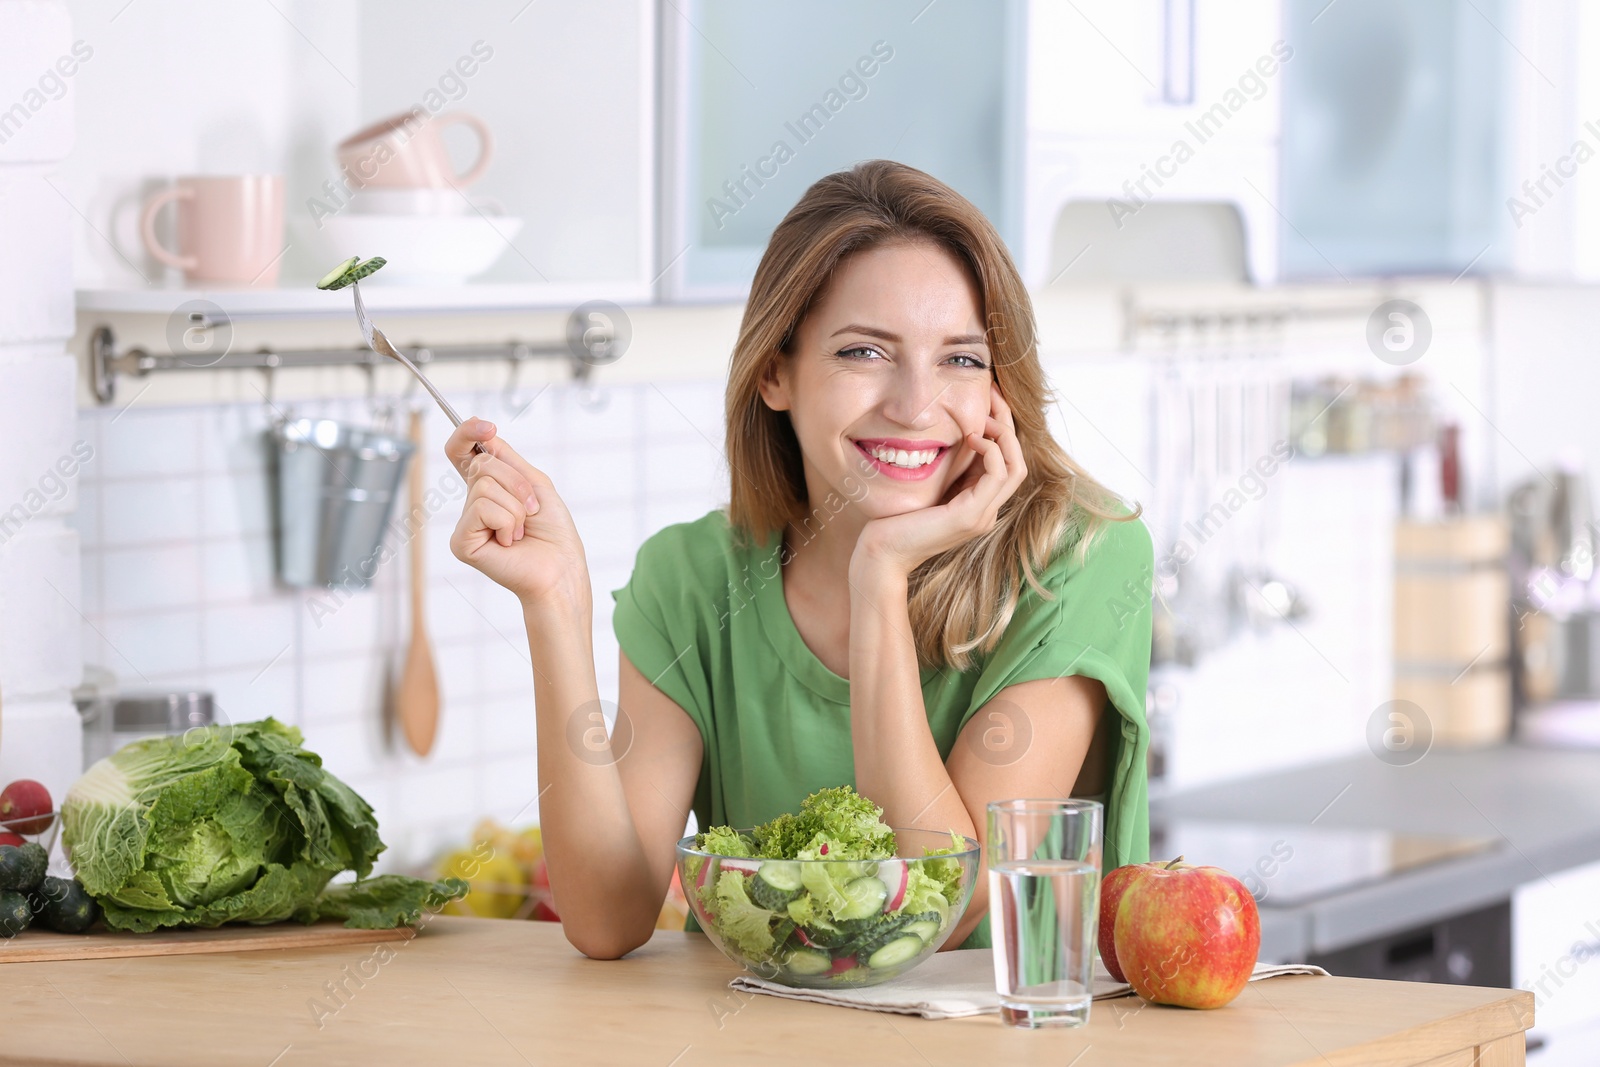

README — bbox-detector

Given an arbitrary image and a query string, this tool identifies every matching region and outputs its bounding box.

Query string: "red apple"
[0,832,23,848]
[1099,858,1184,982]
[0,779,52,835]
[1112,860,1260,1009]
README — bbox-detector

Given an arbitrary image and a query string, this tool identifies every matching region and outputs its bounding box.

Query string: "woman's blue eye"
[835,346,988,370]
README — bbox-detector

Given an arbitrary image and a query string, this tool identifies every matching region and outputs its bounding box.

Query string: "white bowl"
[346,188,507,217]
[293,213,524,286]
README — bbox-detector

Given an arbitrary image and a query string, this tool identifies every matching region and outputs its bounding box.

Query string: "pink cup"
[140,175,286,287]
[337,109,494,190]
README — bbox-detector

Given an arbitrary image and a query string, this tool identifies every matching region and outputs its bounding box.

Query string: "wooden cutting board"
[0,920,417,964]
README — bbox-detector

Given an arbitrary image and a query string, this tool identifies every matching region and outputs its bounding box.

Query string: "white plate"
[293,213,524,286]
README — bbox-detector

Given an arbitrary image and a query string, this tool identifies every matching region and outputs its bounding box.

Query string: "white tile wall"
[75,380,729,873]
[0,0,85,817]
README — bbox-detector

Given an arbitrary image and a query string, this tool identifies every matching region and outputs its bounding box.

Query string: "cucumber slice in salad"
[866,934,925,970]
[799,922,851,950]
[748,874,800,911]
[903,918,943,943]
[783,947,833,976]
[843,913,914,960]
[757,860,803,892]
[833,876,889,921]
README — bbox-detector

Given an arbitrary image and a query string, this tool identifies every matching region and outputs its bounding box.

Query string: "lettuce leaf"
[900,864,952,925]
[751,786,895,861]
[797,857,865,918]
[297,874,469,929]
[712,871,778,958]
[695,826,755,858]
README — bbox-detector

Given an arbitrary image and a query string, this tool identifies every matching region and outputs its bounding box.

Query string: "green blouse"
[609,508,1153,949]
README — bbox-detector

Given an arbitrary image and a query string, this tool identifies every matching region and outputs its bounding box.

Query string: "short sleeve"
[966,515,1153,724]
[610,526,715,735]
[963,514,1154,870]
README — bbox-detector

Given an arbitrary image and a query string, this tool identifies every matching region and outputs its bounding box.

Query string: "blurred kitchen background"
[4,0,1600,1058]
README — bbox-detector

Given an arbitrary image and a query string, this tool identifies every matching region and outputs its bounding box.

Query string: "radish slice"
[721,858,762,876]
[876,859,908,912]
[827,955,857,976]
[794,927,817,948]
[694,857,720,893]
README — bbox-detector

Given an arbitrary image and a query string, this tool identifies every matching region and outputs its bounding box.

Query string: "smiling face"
[758,238,995,529]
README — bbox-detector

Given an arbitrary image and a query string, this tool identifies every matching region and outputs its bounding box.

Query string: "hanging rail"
[89,306,612,405]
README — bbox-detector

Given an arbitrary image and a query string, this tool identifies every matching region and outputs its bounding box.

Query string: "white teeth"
[861,443,939,468]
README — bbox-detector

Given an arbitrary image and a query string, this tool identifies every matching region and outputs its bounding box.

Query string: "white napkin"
[727,952,1329,1020]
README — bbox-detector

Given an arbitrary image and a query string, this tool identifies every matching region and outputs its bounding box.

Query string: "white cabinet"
[1022,0,1285,286]
[1028,1,1166,139]
[1028,0,1284,141]
[1514,859,1600,1057]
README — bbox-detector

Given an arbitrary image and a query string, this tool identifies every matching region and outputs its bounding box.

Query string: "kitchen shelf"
[75,280,653,319]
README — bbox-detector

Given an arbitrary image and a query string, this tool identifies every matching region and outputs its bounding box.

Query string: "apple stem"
[1164,856,1186,870]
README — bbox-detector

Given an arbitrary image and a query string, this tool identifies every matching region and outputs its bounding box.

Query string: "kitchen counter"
[1153,741,1600,961]
[7,916,1532,1066]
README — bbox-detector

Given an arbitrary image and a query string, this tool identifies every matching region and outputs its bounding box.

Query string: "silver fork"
[350,281,487,456]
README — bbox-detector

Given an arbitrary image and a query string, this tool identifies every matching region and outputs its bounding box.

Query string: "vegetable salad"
[686,787,970,981]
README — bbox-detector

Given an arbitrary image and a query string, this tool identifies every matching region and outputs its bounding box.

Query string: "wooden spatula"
[397,407,439,757]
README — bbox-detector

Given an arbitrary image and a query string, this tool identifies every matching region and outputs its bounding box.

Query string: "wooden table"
[5,917,1533,1066]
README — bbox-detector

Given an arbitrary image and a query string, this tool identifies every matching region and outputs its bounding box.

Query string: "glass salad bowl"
[676,828,981,988]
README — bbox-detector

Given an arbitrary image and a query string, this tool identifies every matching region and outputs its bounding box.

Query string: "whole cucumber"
[0,842,46,891]
[36,876,100,934]
[0,889,31,937]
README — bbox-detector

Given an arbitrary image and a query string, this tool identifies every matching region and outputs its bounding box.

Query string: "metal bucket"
[272,417,415,589]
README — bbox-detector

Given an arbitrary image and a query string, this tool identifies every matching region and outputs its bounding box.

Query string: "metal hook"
[576,378,608,413]
[502,345,535,414]
[259,359,287,431]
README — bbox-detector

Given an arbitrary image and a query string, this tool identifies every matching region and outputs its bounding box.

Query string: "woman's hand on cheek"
[849,384,1029,582]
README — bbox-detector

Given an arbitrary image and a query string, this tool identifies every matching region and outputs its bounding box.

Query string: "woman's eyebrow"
[829,323,989,347]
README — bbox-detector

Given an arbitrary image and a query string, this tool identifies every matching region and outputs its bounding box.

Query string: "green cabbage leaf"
[61,718,465,932]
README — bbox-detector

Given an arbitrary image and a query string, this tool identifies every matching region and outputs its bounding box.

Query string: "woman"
[445,160,1153,958]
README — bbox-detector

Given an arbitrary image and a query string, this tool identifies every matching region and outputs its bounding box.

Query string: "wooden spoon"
[396,407,439,757]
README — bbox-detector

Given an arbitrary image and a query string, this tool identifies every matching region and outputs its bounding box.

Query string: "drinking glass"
[986,798,1103,1028]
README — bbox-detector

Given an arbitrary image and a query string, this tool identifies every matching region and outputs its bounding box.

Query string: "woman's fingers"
[469,475,529,544]
[987,414,1028,490]
[478,431,549,495]
[467,494,520,549]
[467,451,536,510]
[445,417,497,470]
[446,417,544,491]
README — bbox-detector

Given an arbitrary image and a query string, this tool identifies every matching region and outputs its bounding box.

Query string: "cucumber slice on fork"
[316,255,387,291]
[316,256,359,290]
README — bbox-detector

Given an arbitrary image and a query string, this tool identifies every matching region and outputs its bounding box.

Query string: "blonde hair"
[725,160,1137,670]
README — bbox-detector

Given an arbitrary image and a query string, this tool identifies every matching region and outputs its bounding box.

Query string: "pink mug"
[140,175,286,287]
[337,109,494,190]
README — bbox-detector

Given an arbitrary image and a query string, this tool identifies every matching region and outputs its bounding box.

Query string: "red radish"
[694,858,718,893]
[720,858,761,876]
[0,779,51,835]
[794,927,817,948]
[827,955,857,975]
[876,859,908,913]
[0,832,23,848]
